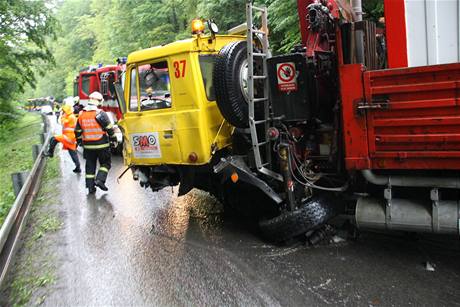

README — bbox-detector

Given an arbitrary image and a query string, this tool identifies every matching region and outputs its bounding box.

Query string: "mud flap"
[178,166,195,196]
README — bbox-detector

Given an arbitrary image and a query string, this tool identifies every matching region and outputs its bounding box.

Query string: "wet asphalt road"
[43,118,460,306]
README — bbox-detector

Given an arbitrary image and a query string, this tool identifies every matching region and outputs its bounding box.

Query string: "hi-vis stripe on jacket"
[79,111,105,142]
[75,109,115,150]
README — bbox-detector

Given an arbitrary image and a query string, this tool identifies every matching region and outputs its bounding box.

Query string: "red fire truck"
[74,61,125,151]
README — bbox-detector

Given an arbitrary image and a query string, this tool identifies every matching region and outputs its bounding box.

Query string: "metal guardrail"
[0,114,51,286]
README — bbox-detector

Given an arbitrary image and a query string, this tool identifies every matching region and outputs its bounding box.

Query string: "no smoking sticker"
[276,62,297,92]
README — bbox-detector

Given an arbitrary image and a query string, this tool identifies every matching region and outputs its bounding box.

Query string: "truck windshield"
[81,75,91,95]
[138,61,171,111]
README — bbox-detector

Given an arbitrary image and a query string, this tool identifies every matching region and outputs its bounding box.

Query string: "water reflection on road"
[44,115,460,306]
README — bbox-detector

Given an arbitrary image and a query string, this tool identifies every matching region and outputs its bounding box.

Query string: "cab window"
[81,75,91,96]
[108,73,116,96]
[138,61,171,111]
[129,68,138,111]
[199,55,216,101]
[101,72,116,98]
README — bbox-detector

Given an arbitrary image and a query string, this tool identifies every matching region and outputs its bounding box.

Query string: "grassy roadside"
[1,153,62,306]
[0,112,42,227]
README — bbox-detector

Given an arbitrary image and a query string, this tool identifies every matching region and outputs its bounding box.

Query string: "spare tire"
[259,195,344,243]
[213,41,250,128]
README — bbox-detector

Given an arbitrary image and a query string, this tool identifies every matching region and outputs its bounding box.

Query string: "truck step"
[253,97,268,103]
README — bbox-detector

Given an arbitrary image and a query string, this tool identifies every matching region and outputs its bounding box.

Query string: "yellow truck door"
[121,61,182,165]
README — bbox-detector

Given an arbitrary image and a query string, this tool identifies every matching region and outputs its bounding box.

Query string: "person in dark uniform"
[75,91,116,194]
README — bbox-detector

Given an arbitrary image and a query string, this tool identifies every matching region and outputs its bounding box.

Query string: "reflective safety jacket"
[75,107,115,150]
[54,112,77,151]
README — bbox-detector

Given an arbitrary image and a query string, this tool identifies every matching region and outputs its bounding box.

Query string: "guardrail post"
[11,172,30,197]
[32,144,42,161]
[41,114,49,133]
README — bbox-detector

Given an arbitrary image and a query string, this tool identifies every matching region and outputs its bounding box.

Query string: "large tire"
[213,41,249,128]
[259,195,344,243]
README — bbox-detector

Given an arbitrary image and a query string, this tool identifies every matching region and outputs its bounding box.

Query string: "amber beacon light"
[191,19,205,34]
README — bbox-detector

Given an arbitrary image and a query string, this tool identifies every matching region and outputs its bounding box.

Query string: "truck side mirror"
[114,82,127,114]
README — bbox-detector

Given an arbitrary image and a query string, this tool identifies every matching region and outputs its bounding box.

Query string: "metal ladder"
[246,2,282,181]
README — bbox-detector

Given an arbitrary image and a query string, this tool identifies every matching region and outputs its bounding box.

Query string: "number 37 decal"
[173,60,186,78]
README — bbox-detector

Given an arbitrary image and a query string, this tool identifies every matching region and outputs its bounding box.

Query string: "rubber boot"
[68,150,81,173]
[44,137,58,157]
[95,179,108,191]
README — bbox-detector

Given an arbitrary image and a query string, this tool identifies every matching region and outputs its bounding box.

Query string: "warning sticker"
[131,132,162,158]
[276,62,297,92]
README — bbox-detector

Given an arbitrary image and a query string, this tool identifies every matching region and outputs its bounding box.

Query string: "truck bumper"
[214,156,283,204]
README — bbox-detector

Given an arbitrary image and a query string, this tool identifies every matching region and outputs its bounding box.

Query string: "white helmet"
[88,91,103,105]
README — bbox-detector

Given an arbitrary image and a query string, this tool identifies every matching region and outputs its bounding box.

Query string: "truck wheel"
[213,41,250,128]
[259,195,344,243]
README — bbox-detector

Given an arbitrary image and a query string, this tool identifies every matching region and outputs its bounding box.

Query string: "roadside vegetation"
[1,153,61,306]
[0,112,43,227]
[24,0,302,101]
[3,0,383,108]
[0,0,55,123]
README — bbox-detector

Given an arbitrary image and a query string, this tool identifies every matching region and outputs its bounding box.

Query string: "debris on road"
[425,261,436,272]
[306,224,336,246]
[331,235,346,244]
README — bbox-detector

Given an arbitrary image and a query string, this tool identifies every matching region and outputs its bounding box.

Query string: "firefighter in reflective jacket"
[75,91,116,194]
[44,104,81,173]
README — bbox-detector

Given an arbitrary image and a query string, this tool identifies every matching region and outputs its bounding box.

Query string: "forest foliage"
[9,0,383,106]
[22,0,301,102]
[0,0,55,122]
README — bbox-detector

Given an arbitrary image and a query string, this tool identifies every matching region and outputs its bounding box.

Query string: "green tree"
[25,0,306,101]
[266,0,301,54]
[363,0,384,23]
[197,0,247,31]
[23,0,93,100]
[0,0,56,120]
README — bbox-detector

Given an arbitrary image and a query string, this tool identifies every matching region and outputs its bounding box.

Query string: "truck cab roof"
[127,34,245,64]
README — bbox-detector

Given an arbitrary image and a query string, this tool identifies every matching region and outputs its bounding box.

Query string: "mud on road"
[2,147,460,306]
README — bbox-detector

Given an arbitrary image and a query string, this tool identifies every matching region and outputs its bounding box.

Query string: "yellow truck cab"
[115,25,245,195]
[115,11,345,244]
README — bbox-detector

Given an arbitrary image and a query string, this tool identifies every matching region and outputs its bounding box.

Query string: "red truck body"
[341,63,460,170]
[297,0,460,171]
[75,64,123,120]
[76,71,98,102]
